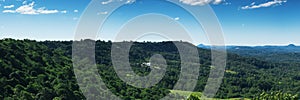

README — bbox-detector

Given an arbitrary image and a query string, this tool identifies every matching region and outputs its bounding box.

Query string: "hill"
[0,39,299,99]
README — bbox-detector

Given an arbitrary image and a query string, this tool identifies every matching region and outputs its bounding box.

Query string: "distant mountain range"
[198,44,300,63]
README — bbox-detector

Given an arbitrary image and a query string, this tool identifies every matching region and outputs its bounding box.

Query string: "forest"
[0,38,299,99]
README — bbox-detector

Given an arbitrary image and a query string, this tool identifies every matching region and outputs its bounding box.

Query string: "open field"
[170,90,250,100]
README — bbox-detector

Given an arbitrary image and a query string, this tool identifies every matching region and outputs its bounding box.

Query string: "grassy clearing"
[170,90,250,100]
[170,90,202,98]
[225,70,238,74]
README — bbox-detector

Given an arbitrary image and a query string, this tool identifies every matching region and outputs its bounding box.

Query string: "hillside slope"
[0,39,299,99]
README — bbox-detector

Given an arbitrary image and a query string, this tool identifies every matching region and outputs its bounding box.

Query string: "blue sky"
[0,0,299,46]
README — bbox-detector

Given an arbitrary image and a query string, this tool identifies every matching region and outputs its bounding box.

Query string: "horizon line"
[1,38,299,47]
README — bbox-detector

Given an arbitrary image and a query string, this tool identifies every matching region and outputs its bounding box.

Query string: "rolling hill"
[0,39,299,99]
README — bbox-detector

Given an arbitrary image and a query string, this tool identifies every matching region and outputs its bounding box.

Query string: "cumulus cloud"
[179,0,224,6]
[241,0,287,10]
[2,2,64,15]
[4,5,14,8]
[15,2,37,14]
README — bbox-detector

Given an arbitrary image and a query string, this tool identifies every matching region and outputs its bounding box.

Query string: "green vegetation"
[0,39,299,99]
[170,90,202,99]
[187,92,201,100]
[253,91,298,100]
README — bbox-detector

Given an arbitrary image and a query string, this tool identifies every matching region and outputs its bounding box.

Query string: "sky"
[0,0,299,46]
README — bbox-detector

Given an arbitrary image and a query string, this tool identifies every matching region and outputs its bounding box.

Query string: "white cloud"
[2,10,16,13]
[22,1,27,5]
[223,2,231,5]
[102,0,113,5]
[61,10,67,14]
[101,0,136,5]
[174,17,180,21]
[241,0,287,10]
[4,5,14,8]
[179,0,224,6]
[74,10,78,13]
[213,0,222,5]
[3,2,64,15]
[125,0,135,4]
[37,7,59,14]
[97,11,108,15]
[15,2,37,14]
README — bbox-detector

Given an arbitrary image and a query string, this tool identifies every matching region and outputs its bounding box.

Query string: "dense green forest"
[0,38,299,99]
